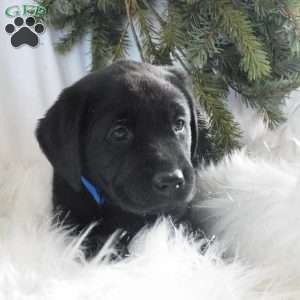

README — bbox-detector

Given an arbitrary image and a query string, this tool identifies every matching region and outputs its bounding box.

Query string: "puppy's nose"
[152,169,185,196]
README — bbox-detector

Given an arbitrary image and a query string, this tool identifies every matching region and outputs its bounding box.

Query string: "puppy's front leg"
[82,229,131,260]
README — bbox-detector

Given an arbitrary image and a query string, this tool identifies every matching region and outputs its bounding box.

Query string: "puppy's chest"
[52,174,153,235]
[95,205,153,236]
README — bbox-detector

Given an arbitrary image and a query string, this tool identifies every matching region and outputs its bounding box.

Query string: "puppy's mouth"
[129,201,188,216]
[107,182,196,217]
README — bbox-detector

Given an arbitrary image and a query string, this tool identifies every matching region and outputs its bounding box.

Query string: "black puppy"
[36,60,210,256]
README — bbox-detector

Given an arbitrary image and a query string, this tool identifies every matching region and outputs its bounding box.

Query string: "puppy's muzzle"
[152,169,185,197]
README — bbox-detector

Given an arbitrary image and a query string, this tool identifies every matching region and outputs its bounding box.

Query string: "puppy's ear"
[36,86,87,191]
[163,66,199,165]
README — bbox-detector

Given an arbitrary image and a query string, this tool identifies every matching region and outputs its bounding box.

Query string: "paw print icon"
[5,16,45,48]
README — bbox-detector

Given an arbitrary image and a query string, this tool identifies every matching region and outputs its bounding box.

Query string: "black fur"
[36,60,210,257]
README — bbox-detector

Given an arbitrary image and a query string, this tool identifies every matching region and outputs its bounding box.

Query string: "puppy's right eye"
[173,118,185,132]
[108,125,131,142]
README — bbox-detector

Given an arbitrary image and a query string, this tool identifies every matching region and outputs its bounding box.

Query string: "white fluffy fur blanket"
[0,93,299,300]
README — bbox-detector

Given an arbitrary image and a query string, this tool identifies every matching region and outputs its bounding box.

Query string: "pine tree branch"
[185,15,221,67]
[210,0,271,81]
[91,28,112,70]
[141,0,166,26]
[141,0,191,72]
[134,4,158,62]
[125,0,145,62]
[112,21,130,61]
[193,69,241,154]
[97,0,124,13]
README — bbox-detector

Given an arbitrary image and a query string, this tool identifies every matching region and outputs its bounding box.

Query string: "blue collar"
[80,176,104,205]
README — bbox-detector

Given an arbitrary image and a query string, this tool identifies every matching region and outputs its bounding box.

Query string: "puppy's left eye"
[108,125,132,142]
[173,119,185,132]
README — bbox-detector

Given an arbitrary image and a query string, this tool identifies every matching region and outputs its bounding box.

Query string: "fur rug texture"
[0,92,299,299]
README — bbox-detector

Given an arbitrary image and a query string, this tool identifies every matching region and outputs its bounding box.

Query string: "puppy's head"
[36,61,205,216]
